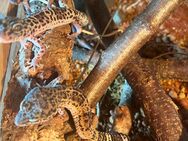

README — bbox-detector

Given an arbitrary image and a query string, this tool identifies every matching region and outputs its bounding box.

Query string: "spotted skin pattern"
[15,87,129,141]
[0,7,88,43]
[0,6,88,71]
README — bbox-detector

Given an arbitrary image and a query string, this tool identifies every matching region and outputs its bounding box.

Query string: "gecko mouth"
[14,112,30,127]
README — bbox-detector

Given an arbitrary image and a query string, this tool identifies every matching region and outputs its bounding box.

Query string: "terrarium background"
[0,0,23,133]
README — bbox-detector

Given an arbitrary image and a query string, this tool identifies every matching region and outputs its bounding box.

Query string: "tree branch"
[73,47,188,82]
[81,0,184,107]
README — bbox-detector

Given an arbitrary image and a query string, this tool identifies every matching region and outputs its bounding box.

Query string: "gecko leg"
[47,0,67,8]
[68,22,82,39]
[46,76,65,87]
[26,37,46,71]
[20,39,34,74]
[22,40,33,66]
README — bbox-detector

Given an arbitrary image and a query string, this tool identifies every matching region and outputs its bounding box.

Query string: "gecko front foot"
[67,23,82,39]
[26,56,42,74]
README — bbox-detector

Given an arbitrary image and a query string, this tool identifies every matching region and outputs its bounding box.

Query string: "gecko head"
[0,16,25,43]
[15,87,58,127]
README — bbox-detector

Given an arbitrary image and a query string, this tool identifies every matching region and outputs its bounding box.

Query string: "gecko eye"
[20,101,31,111]
[12,24,22,31]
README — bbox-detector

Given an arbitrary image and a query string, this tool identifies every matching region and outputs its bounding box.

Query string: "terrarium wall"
[0,1,12,103]
[0,1,24,139]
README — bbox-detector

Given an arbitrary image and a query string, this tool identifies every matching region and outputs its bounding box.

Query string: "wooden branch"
[81,0,184,107]
[73,46,188,82]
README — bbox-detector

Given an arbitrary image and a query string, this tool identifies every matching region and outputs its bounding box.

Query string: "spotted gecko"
[0,5,88,70]
[15,86,129,141]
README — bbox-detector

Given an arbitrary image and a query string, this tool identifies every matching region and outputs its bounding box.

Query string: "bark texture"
[81,0,185,107]
[82,0,187,140]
